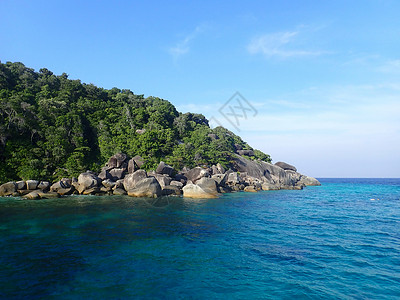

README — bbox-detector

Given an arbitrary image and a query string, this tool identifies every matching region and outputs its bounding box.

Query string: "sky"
[1,0,399,177]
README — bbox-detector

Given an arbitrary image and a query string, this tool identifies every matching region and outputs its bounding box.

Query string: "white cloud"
[378,59,400,73]
[247,31,323,58]
[169,25,207,59]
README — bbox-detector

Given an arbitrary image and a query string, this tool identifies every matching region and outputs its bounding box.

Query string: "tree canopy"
[0,61,271,183]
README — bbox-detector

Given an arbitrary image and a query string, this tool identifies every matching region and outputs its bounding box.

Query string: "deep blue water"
[1,178,400,299]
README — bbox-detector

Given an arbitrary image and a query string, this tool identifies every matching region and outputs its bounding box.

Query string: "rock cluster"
[0,152,320,200]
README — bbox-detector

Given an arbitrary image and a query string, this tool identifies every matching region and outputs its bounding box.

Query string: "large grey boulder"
[298,175,321,186]
[0,182,17,196]
[77,172,101,194]
[107,153,127,168]
[22,190,41,200]
[156,161,174,176]
[211,173,228,185]
[123,170,147,191]
[132,155,146,168]
[98,169,112,180]
[196,177,219,196]
[102,179,116,189]
[275,161,297,172]
[109,168,126,181]
[113,188,127,195]
[127,177,162,198]
[170,180,183,188]
[226,172,241,185]
[50,179,71,192]
[162,185,182,196]
[26,180,39,190]
[182,183,218,199]
[37,181,50,191]
[127,158,137,174]
[16,181,26,190]
[150,173,172,188]
[185,167,210,183]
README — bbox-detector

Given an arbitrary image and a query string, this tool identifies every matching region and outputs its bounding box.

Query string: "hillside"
[0,61,271,183]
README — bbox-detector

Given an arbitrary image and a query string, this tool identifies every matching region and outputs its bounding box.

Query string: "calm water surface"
[1,178,400,299]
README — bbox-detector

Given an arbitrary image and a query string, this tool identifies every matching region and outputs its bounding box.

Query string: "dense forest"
[0,61,271,183]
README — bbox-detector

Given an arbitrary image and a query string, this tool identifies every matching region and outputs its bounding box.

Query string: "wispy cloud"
[247,31,323,58]
[378,59,400,73]
[169,25,207,59]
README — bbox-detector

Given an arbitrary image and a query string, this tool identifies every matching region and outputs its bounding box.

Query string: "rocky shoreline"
[0,153,320,200]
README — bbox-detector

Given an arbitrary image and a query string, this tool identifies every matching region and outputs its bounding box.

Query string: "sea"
[0,178,399,299]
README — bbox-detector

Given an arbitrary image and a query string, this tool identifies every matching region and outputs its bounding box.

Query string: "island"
[0,61,320,199]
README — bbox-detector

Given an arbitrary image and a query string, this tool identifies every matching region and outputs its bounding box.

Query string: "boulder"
[174,174,187,184]
[219,186,232,193]
[82,187,101,195]
[0,182,17,196]
[170,180,183,188]
[113,188,127,195]
[298,175,321,186]
[127,177,162,198]
[50,180,71,192]
[102,179,116,189]
[22,190,41,200]
[98,169,112,180]
[107,153,127,168]
[18,189,31,196]
[237,149,255,156]
[211,165,219,175]
[261,183,280,190]
[113,179,125,190]
[109,168,126,181]
[216,163,225,174]
[226,172,241,185]
[37,181,50,191]
[182,183,218,199]
[211,173,228,185]
[77,172,101,193]
[244,186,258,192]
[123,170,147,191]
[38,191,60,199]
[16,181,26,190]
[127,158,137,173]
[196,177,219,196]
[151,173,172,188]
[56,187,75,196]
[275,161,297,172]
[26,180,39,190]
[61,178,72,187]
[132,155,146,168]
[156,161,174,176]
[162,185,182,196]
[185,167,210,183]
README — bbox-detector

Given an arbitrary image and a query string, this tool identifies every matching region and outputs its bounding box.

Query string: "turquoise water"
[1,178,400,299]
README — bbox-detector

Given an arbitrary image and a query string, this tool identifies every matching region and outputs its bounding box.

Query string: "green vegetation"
[0,61,271,183]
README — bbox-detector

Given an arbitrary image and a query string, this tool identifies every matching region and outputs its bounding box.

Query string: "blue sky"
[1,0,399,177]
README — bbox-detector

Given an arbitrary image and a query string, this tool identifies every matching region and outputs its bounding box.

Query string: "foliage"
[0,61,272,183]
